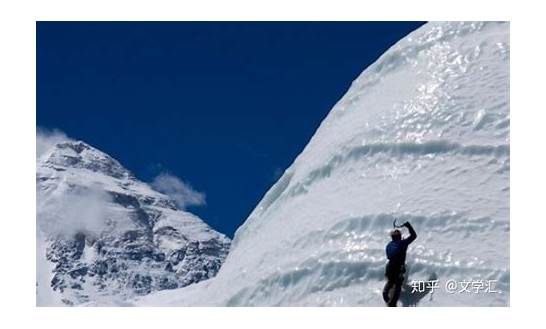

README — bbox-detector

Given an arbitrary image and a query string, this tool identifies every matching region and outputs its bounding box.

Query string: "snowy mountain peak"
[41,140,133,180]
[37,138,230,306]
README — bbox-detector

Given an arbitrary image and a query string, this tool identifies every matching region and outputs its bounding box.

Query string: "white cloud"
[37,183,113,238]
[36,127,71,160]
[151,173,206,210]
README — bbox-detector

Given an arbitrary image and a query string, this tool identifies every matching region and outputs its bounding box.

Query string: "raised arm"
[403,221,417,244]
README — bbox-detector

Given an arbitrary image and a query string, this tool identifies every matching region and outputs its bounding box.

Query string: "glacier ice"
[136,21,509,306]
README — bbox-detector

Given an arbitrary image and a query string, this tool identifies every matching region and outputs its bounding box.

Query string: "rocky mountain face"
[37,140,230,305]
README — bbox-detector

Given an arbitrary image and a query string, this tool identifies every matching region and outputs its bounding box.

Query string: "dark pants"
[383,263,405,307]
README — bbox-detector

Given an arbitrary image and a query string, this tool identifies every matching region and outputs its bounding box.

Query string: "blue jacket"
[386,222,417,267]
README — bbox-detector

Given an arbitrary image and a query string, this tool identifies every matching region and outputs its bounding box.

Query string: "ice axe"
[393,219,404,229]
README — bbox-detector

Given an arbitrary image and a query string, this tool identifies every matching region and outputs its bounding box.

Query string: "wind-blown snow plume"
[36,127,70,159]
[151,173,206,209]
[37,183,113,238]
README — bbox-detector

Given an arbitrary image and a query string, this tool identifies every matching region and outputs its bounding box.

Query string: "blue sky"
[37,21,425,237]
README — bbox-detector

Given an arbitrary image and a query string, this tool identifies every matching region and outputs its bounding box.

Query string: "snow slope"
[37,139,230,306]
[136,21,510,306]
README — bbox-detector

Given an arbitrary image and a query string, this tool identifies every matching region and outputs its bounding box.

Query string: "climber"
[382,221,417,307]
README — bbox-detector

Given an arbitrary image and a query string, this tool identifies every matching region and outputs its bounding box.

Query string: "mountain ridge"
[37,138,230,305]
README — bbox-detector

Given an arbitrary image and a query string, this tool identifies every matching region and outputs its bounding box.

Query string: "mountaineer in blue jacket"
[382,221,417,307]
